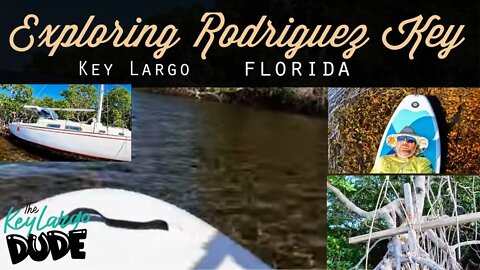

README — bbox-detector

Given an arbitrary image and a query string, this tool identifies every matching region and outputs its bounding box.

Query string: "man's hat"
[386,126,429,154]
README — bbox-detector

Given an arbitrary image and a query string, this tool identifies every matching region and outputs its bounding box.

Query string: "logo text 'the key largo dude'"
[4,204,90,265]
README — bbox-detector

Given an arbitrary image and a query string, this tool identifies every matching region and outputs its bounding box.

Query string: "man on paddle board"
[371,126,433,174]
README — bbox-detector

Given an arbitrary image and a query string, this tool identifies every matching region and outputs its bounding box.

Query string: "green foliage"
[102,85,132,129]
[1,84,33,104]
[203,87,240,93]
[34,96,57,108]
[327,235,363,269]
[329,176,356,192]
[0,85,35,124]
[59,84,98,122]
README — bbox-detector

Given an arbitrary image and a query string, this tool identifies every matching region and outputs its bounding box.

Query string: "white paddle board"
[0,188,270,270]
[374,95,441,173]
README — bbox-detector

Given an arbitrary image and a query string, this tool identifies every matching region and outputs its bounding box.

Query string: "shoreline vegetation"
[0,124,8,136]
[136,87,327,117]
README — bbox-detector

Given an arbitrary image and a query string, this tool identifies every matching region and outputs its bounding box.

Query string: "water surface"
[0,92,327,268]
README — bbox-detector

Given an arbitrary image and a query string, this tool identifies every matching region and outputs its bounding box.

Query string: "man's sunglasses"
[397,136,416,143]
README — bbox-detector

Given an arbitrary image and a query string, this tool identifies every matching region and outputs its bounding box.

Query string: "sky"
[29,84,132,100]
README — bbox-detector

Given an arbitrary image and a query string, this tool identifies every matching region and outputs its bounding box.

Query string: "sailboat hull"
[9,123,131,161]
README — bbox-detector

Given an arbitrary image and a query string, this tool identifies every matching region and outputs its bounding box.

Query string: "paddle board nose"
[0,188,271,270]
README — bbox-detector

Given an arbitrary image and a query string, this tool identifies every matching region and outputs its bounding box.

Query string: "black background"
[0,0,478,86]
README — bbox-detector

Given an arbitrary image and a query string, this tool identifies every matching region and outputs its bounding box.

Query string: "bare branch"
[400,256,443,270]
[373,257,393,270]
[450,240,480,250]
[349,238,389,270]
[414,176,426,221]
[327,182,403,223]
[425,229,450,251]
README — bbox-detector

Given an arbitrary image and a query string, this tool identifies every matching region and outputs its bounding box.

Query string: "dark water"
[0,92,327,269]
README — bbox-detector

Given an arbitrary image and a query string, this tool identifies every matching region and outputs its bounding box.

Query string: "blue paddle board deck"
[374,95,441,173]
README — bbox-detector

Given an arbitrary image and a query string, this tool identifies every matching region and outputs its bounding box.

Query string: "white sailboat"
[8,85,131,161]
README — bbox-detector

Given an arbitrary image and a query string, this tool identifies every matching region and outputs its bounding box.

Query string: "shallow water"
[0,136,48,161]
[0,92,327,269]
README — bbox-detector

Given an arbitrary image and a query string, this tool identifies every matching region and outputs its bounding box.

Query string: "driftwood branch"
[403,183,417,254]
[350,211,480,244]
[450,240,480,250]
[414,176,426,221]
[374,252,447,270]
[327,182,403,224]
[400,256,443,270]
[373,257,392,270]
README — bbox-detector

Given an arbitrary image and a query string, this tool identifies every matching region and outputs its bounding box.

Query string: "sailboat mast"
[96,84,104,123]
